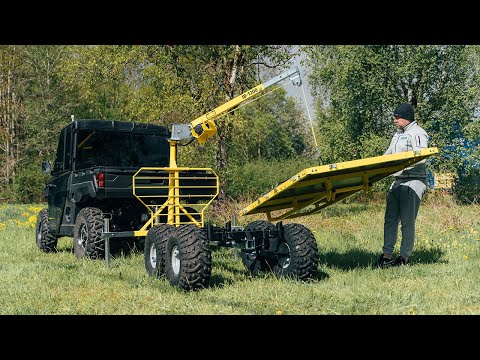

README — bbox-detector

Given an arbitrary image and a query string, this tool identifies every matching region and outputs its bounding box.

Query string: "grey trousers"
[383,178,427,258]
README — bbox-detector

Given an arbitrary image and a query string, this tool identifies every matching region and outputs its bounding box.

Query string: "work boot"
[378,255,395,268]
[393,256,408,266]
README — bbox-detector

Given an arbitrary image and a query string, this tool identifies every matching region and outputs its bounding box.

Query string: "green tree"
[20,45,80,202]
[0,45,27,197]
[231,87,311,162]
[126,45,298,200]
[22,46,79,158]
[0,45,80,202]
[60,45,139,121]
[303,45,480,167]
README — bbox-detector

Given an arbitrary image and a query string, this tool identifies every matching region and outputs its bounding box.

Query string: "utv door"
[47,124,73,234]
[47,172,70,233]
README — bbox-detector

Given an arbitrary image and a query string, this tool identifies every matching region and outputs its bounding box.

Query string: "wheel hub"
[36,224,42,243]
[171,245,180,275]
[149,243,157,267]
[78,223,88,250]
[277,242,291,269]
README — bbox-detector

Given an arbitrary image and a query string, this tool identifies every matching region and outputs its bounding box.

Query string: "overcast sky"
[257,46,316,121]
[286,47,315,118]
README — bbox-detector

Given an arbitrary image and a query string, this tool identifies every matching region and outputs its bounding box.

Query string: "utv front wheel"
[35,209,58,253]
[73,207,104,259]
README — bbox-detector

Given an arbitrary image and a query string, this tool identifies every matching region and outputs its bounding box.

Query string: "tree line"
[1,45,479,203]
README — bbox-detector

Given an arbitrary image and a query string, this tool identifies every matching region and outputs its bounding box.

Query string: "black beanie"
[393,103,414,122]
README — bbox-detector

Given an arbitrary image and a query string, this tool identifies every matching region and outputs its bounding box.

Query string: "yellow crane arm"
[170,66,302,145]
[189,84,265,145]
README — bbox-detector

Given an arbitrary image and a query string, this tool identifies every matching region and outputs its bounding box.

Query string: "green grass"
[1,193,479,315]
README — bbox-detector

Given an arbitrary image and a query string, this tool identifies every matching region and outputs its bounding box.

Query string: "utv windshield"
[76,129,169,168]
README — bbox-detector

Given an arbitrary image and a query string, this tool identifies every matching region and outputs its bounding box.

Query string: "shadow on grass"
[208,274,239,288]
[49,238,144,266]
[109,244,144,259]
[87,245,443,292]
[97,255,330,292]
[208,262,330,289]
[319,247,445,271]
[208,258,253,287]
[54,247,73,254]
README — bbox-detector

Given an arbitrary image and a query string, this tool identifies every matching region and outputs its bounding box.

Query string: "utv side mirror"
[42,160,52,174]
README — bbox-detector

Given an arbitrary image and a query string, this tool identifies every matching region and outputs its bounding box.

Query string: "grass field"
[1,192,479,315]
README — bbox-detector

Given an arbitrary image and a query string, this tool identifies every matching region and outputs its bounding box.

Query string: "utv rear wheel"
[240,220,276,274]
[73,207,104,259]
[144,224,175,277]
[273,223,319,280]
[165,224,211,291]
[35,209,58,253]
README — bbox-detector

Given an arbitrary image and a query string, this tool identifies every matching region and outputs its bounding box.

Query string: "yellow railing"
[132,167,219,236]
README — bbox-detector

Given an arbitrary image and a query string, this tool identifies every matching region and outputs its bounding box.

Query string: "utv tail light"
[95,172,105,188]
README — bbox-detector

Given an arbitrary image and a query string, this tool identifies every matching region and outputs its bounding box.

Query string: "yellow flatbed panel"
[240,148,438,221]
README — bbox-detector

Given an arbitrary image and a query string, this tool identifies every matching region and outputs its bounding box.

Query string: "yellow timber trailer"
[100,66,438,291]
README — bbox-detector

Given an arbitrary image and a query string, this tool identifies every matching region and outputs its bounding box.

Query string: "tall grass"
[1,193,479,315]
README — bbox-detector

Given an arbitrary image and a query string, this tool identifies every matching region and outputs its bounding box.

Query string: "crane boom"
[170,66,302,145]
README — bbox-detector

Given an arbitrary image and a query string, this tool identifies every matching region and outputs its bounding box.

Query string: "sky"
[285,47,316,119]
[258,46,316,120]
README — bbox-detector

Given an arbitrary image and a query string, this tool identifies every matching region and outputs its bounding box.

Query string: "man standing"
[378,103,429,268]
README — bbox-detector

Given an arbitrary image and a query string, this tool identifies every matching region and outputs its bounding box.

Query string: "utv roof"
[71,119,170,135]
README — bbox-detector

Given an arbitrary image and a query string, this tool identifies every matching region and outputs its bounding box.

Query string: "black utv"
[35,119,174,258]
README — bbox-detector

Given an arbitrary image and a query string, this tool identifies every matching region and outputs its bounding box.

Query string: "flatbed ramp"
[240,147,439,221]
